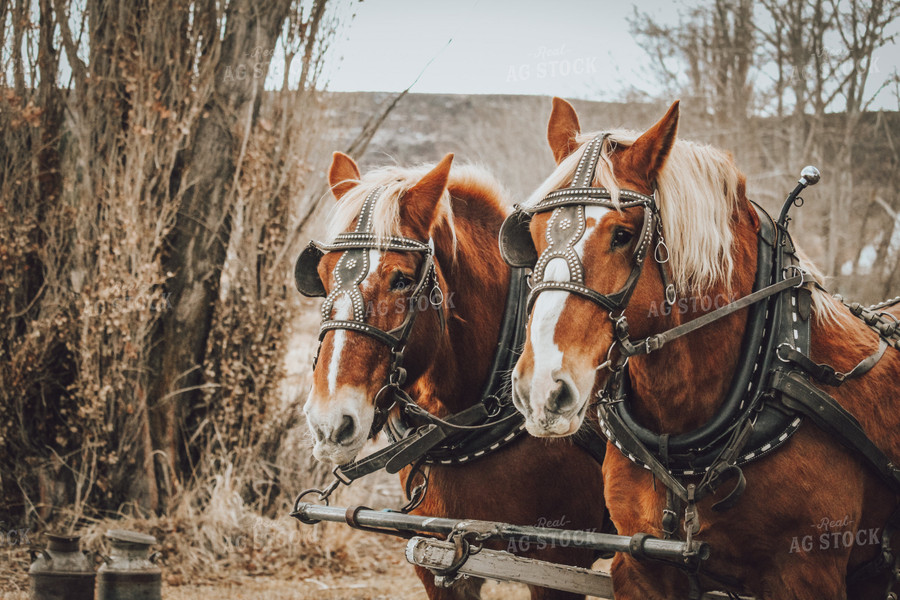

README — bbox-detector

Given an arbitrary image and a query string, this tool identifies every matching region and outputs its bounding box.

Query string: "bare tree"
[630,0,756,136]
[0,0,343,523]
[633,0,900,297]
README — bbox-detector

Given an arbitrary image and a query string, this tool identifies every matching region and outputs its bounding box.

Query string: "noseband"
[295,186,445,434]
[500,134,676,357]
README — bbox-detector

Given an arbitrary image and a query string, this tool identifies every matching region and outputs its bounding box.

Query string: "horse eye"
[611,228,634,249]
[390,271,415,292]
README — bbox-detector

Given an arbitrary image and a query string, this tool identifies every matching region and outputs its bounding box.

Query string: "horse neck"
[411,199,510,416]
[626,208,759,434]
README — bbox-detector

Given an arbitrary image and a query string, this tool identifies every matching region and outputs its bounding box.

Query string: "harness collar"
[597,203,805,479]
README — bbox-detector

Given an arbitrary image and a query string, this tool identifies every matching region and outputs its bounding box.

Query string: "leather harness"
[499,135,900,597]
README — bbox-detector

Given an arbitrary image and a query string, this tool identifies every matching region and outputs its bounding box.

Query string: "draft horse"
[505,98,900,599]
[297,151,607,599]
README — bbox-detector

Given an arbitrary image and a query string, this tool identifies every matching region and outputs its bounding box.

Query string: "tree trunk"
[144,0,293,512]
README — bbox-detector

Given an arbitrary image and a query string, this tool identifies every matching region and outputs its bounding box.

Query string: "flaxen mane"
[326,163,510,255]
[526,130,842,321]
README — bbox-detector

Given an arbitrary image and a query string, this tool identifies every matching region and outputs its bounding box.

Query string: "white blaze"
[326,250,382,396]
[529,207,610,369]
[526,206,610,420]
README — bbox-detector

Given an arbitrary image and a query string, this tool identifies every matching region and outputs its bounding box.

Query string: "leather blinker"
[295,242,327,297]
[499,210,538,268]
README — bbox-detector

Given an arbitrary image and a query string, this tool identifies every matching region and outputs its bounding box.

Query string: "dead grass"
[0,457,537,600]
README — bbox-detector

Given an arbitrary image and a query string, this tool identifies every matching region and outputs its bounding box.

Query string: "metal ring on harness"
[598,341,629,373]
[665,284,677,306]
[370,383,401,437]
[430,284,444,308]
[373,383,399,409]
[655,239,670,264]
[431,535,472,580]
[782,265,808,288]
[482,394,504,418]
[775,342,794,364]
[292,479,341,522]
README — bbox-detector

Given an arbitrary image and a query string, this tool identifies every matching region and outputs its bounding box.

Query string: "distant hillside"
[322,92,674,200]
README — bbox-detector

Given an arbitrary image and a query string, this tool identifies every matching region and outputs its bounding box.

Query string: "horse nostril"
[332,414,356,445]
[512,373,531,416]
[546,378,576,414]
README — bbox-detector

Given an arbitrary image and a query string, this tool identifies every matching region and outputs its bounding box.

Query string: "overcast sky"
[320,0,678,100]
[310,0,900,110]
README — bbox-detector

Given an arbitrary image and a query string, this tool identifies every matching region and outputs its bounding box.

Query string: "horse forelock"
[325,162,509,259]
[526,129,842,324]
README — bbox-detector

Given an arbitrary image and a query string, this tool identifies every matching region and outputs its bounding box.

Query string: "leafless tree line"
[631,0,900,298]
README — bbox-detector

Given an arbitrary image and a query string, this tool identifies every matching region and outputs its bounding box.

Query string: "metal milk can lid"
[105,530,157,547]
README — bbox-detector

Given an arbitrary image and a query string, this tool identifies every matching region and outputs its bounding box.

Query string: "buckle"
[333,465,353,485]
[645,335,664,353]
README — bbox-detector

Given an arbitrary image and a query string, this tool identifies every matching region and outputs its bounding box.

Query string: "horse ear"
[629,101,680,186]
[328,151,361,201]
[402,153,454,235]
[547,97,581,164]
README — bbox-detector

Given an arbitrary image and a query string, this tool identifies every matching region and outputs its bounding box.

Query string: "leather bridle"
[295,186,445,435]
[499,134,677,366]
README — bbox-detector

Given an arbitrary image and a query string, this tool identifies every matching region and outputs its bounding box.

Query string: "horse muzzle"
[512,368,586,437]
[304,389,373,465]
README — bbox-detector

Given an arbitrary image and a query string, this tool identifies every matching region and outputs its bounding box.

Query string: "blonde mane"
[526,130,842,321]
[325,163,509,254]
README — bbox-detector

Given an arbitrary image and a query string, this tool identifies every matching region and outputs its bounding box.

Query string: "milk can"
[28,533,95,600]
[96,529,162,600]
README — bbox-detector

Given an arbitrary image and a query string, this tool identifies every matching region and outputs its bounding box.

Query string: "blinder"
[295,242,327,298]
[498,210,537,268]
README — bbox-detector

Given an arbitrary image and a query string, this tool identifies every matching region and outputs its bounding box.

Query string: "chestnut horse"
[509,98,899,599]
[301,151,606,599]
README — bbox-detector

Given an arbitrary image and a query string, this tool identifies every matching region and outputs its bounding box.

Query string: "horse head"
[511,98,684,437]
[301,152,454,464]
